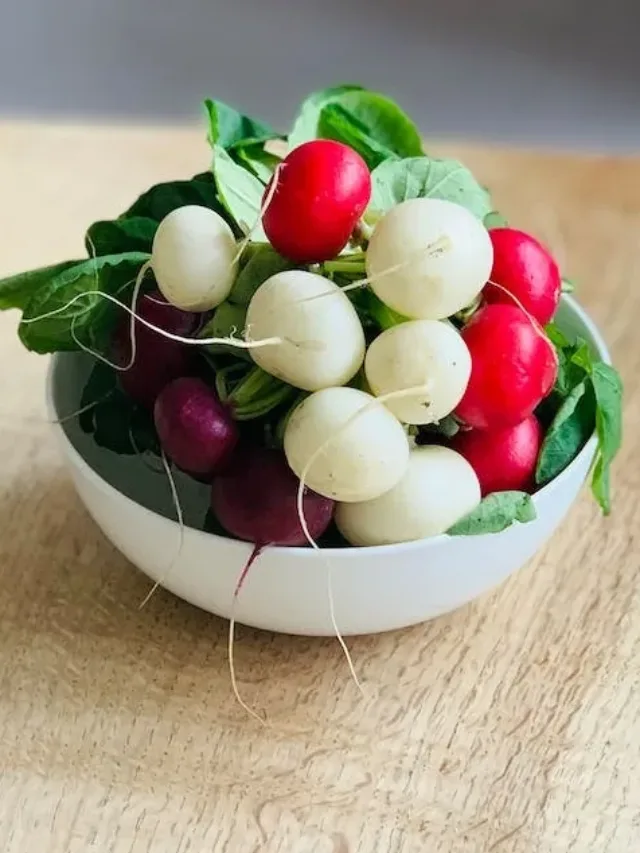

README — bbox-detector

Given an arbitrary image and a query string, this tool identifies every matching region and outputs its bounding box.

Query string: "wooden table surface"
[0,124,638,853]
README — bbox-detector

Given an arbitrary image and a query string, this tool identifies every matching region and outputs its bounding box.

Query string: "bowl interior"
[50,296,609,541]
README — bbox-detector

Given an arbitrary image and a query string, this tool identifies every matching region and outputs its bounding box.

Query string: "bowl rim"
[46,295,610,559]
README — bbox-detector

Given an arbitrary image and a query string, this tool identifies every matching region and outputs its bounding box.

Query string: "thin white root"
[226,546,268,724]
[486,279,547,336]
[228,608,267,726]
[294,383,432,693]
[85,236,148,370]
[295,383,433,521]
[20,289,284,352]
[69,269,146,371]
[128,424,166,474]
[138,451,185,610]
[484,279,559,370]
[49,390,115,425]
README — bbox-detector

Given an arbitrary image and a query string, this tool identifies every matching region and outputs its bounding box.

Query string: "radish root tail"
[21,289,285,353]
[228,610,267,726]
[48,389,116,426]
[227,545,268,725]
[138,451,185,610]
[294,383,433,693]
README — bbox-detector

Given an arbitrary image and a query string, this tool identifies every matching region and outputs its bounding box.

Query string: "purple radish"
[211,446,335,587]
[112,289,200,409]
[154,377,238,477]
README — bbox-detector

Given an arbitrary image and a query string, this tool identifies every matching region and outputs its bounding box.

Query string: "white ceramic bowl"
[47,296,609,636]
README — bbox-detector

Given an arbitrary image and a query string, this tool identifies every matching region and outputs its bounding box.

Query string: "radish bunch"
[100,134,565,550]
[2,85,622,720]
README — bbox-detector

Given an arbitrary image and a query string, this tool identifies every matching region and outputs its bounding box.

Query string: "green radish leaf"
[289,85,422,161]
[232,142,281,184]
[590,362,623,514]
[18,252,149,354]
[273,392,308,448]
[93,396,160,457]
[561,277,575,293]
[569,340,593,372]
[542,325,623,511]
[228,244,296,306]
[0,260,83,311]
[349,288,408,331]
[85,216,158,256]
[200,301,252,362]
[288,84,366,148]
[369,156,493,219]
[318,103,399,170]
[121,173,226,223]
[448,491,536,535]
[555,355,587,399]
[545,321,572,350]
[206,300,248,335]
[91,395,139,455]
[78,360,118,434]
[80,361,160,456]
[417,415,461,442]
[545,323,590,396]
[483,210,508,228]
[128,404,162,457]
[212,146,267,240]
[536,380,596,484]
[203,98,276,150]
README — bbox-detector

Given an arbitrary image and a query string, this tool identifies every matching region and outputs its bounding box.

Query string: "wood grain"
[0,123,638,853]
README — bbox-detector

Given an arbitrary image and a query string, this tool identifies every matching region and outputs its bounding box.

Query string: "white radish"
[336,445,481,546]
[366,198,493,320]
[245,270,365,391]
[365,319,471,424]
[152,205,237,311]
[284,387,410,502]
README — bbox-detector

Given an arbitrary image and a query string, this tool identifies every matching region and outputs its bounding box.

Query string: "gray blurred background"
[1,0,638,150]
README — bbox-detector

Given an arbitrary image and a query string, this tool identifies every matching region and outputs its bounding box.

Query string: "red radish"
[262,140,371,263]
[484,227,561,325]
[450,416,543,496]
[112,289,199,409]
[154,377,238,477]
[455,304,558,429]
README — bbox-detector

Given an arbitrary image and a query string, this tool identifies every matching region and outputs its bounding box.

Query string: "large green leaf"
[538,328,623,512]
[288,84,365,148]
[212,146,267,240]
[121,174,225,223]
[369,156,493,219]
[228,244,296,306]
[317,103,400,170]
[289,85,422,162]
[85,216,158,256]
[0,260,83,311]
[536,381,596,485]
[590,362,623,514]
[232,141,282,184]
[204,98,275,150]
[18,252,149,354]
[448,491,536,535]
